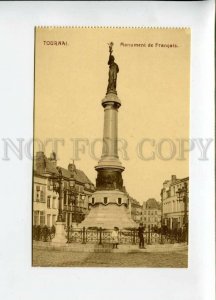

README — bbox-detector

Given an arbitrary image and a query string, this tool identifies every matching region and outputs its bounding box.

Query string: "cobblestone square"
[33,249,188,268]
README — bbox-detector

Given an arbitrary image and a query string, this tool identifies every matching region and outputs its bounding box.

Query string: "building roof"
[34,152,94,186]
[163,175,189,187]
[128,195,141,207]
[144,198,161,210]
[59,166,93,185]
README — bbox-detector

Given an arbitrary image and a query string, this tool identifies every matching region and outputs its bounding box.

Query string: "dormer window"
[118,198,122,205]
[104,197,108,204]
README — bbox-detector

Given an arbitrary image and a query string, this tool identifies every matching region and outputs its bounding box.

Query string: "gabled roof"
[34,152,94,186]
[58,166,93,185]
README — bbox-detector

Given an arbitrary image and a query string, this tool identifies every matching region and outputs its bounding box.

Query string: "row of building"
[33,152,95,228]
[33,152,188,230]
[121,173,189,230]
[133,174,189,230]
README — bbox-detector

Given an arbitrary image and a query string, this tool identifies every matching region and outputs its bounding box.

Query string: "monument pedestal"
[81,190,136,229]
[79,92,137,230]
[52,222,67,244]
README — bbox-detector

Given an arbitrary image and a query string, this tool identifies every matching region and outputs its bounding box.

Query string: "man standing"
[138,223,146,249]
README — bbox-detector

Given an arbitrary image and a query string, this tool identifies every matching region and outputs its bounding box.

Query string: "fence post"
[160,227,164,244]
[82,227,86,244]
[132,228,136,245]
[66,226,70,243]
[186,224,188,245]
[99,227,102,245]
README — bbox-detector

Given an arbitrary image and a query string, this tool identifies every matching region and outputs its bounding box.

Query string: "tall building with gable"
[33,152,95,227]
[161,175,189,230]
[142,198,161,229]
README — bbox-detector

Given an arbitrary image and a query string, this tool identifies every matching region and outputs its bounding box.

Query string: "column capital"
[102,93,121,108]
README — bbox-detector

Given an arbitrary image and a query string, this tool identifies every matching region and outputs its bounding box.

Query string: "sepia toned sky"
[35,27,190,203]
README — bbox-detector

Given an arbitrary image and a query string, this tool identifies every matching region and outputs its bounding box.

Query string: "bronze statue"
[106,42,119,94]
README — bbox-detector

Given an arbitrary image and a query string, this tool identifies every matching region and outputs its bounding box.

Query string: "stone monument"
[81,43,136,229]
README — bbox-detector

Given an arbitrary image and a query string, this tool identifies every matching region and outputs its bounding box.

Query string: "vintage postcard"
[33,27,190,267]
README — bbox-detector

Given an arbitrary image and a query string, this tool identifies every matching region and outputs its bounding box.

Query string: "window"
[47,196,51,208]
[35,193,39,202]
[148,211,150,215]
[52,215,56,226]
[35,186,40,201]
[143,211,146,215]
[155,217,157,222]
[47,180,52,191]
[92,197,95,204]
[40,211,45,226]
[47,214,51,227]
[52,197,56,209]
[155,211,157,215]
[33,211,39,225]
[144,217,146,221]
[40,190,44,202]
[104,197,108,204]
[40,186,46,203]
[118,198,122,205]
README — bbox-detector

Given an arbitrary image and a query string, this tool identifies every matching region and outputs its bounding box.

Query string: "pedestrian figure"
[111,227,119,249]
[138,223,146,249]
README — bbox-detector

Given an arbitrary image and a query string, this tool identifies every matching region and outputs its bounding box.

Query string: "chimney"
[49,152,57,168]
[68,161,76,176]
[171,175,177,182]
[35,151,46,173]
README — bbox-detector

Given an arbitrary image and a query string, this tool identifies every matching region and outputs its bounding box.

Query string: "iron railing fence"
[66,227,187,245]
[32,225,187,244]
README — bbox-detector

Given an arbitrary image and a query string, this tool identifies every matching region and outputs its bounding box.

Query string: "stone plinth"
[80,203,136,229]
[52,222,67,244]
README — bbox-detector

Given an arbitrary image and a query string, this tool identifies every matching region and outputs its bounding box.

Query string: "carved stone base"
[80,202,137,229]
[96,168,124,190]
[52,222,67,245]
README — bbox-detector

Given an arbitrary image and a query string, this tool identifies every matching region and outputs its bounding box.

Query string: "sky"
[34,27,190,203]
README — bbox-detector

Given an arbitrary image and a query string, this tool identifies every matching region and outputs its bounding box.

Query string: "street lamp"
[68,185,79,223]
[160,189,164,244]
[51,168,64,222]
[49,167,68,244]
[176,182,189,243]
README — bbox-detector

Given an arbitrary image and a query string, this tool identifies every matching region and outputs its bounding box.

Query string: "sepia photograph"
[32,27,190,267]
[0,1,214,300]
